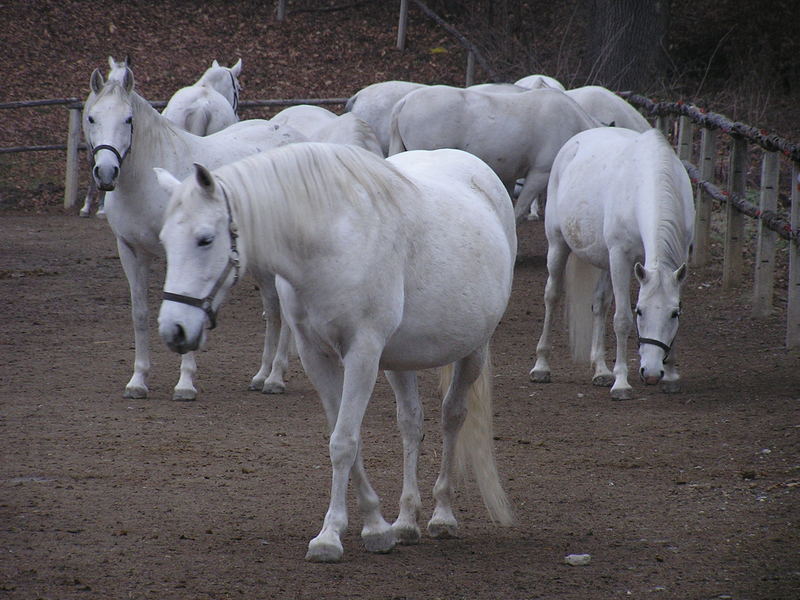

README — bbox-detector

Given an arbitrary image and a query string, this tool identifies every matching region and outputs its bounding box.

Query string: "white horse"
[162,58,241,136]
[566,85,651,132]
[389,85,600,222]
[271,104,382,155]
[80,56,131,218]
[155,142,516,561]
[82,60,306,400]
[514,74,566,91]
[529,128,694,400]
[345,80,426,156]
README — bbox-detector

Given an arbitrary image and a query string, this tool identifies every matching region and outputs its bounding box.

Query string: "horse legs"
[608,251,635,400]
[590,271,615,386]
[117,239,153,399]
[515,169,550,223]
[660,342,681,393]
[428,346,486,538]
[296,333,393,562]
[249,279,290,394]
[384,370,423,544]
[530,240,570,383]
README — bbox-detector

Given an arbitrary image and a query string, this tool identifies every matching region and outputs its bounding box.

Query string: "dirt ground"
[1,207,798,600]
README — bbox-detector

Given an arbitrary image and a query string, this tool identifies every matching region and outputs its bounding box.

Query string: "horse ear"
[634,262,647,284]
[153,168,181,196]
[674,263,688,284]
[90,68,105,94]
[193,163,216,194]
[231,58,242,77]
[608,120,616,127]
[212,59,220,68]
[122,67,135,93]
[107,56,116,70]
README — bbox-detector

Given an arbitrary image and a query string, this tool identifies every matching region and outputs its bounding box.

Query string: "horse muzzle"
[158,307,205,355]
[93,163,119,191]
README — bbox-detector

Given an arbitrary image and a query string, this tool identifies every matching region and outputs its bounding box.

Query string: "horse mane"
[639,129,691,271]
[213,142,415,259]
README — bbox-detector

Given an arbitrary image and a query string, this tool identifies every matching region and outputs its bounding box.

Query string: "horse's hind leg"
[590,272,615,387]
[385,370,423,544]
[515,169,549,223]
[249,280,289,394]
[530,240,569,383]
[428,347,486,538]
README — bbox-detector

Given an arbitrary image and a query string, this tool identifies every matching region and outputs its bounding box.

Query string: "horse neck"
[637,168,688,273]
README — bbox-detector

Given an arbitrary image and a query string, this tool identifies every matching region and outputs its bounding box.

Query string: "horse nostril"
[174,324,186,346]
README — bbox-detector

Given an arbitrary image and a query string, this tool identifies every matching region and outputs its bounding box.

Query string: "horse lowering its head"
[83,64,135,191]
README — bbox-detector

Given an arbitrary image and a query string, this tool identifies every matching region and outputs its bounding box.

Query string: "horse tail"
[387,95,407,156]
[184,105,212,136]
[438,347,514,526]
[564,253,601,364]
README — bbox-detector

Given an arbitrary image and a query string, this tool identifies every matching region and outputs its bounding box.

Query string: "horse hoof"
[362,528,396,554]
[392,522,421,545]
[592,374,614,387]
[172,388,197,402]
[610,388,633,401]
[261,382,286,395]
[305,539,343,563]
[660,381,681,394]
[529,370,551,383]
[79,209,91,218]
[123,386,148,399]
[427,519,458,539]
[248,379,265,391]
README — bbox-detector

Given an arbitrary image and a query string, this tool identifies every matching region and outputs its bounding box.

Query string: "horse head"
[201,58,242,113]
[634,262,687,385]
[84,59,135,191]
[156,164,242,354]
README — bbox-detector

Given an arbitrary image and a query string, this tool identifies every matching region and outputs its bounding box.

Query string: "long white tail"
[387,95,408,156]
[439,348,514,526]
[564,253,602,364]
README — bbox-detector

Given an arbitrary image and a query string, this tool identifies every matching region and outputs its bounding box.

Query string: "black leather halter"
[636,303,681,362]
[162,184,240,330]
[90,119,133,167]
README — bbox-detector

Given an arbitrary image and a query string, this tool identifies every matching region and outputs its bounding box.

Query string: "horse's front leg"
[117,238,153,399]
[660,342,681,393]
[515,169,549,223]
[173,352,198,401]
[590,271,615,386]
[530,239,569,383]
[249,279,290,394]
[384,370,423,545]
[609,253,634,400]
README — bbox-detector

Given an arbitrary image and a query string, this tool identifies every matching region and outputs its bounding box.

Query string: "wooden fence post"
[677,116,694,162]
[752,151,778,318]
[397,0,409,50]
[787,164,800,348]
[276,0,286,21]
[722,136,746,290]
[465,51,475,86]
[691,128,716,266]
[63,106,82,210]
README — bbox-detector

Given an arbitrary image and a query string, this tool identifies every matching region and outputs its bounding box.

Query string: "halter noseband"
[635,303,681,362]
[90,118,133,167]
[162,183,241,330]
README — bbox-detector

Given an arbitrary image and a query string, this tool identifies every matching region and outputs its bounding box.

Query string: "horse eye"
[198,235,214,247]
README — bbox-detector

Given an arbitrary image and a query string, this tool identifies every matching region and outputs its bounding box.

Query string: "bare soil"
[1,2,799,599]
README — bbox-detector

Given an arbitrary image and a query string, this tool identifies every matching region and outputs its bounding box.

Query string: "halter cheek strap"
[162,183,240,330]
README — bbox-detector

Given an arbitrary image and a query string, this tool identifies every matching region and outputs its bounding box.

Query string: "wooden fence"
[1,91,798,348]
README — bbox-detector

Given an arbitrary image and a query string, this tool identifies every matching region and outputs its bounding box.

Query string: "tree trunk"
[586,0,669,92]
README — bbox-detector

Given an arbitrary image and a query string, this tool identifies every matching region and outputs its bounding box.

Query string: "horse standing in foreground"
[529,128,695,399]
[155,143,516,561]
[82,61,305,400]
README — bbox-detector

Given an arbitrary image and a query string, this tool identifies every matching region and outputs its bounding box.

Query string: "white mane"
[210,143,415,259]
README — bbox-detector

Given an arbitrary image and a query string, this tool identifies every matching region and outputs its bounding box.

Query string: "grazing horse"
[155,142,516,561]
[82,60,305,400]
[162,58,241,136]
[271,104,382,155]
[566,85,652,132]
[529,128,694,399]
[389,85,600,222]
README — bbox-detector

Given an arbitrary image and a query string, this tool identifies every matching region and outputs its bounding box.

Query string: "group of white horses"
[81,56,694,562]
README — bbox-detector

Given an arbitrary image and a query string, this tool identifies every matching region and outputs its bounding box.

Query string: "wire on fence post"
[753,151,779,318]
[691,128,716,267]
[723,136,747,290]
[787,165,800,348]
[63,107,82,210]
